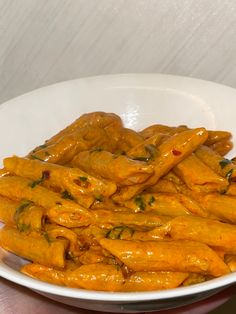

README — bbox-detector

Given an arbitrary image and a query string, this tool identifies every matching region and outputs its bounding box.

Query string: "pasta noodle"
[1,111,236,292]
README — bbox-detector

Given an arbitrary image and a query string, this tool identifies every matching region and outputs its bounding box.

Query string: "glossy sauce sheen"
[0,112,236,292]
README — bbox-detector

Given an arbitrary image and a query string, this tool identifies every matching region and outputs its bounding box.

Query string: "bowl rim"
[1,73,236,302]
[0,259,236,301]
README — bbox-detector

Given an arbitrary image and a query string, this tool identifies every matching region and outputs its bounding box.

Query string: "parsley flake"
[219,159,231,169]
[106,226,134,239]
[14,200,32,222]
[29,170,50,188]
[17,223,30,232]
[145,144,159,159]
[148,195,155,206]
[61,190,74,200]
[134,195,146,211]
[43,231,53,244]
[30,155,44,161]
[79,176,88,182]
[133,156,150,162]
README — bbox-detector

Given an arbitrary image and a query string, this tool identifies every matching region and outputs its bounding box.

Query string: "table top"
[0,277,235,314]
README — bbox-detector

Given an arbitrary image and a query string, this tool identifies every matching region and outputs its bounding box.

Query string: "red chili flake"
[172,149,182,156]
[42,170,50,180]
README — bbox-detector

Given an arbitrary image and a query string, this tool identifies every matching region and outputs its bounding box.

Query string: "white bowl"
[0,74,236,313]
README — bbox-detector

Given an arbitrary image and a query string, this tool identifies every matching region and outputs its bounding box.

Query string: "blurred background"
[0,0,236,104]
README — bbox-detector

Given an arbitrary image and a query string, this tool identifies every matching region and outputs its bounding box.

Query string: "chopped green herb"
[134,195,146,211]
[79,176,88,182]
[133,156,150,162]
[14,200,32,222]
[31,144,47,154]
[133,145,159,162]
[120,226,134,239]
[61,190,74,200]
[30,155,44,161]
[44,151,50,156]
[106,226,134,239]
[29,170,50,188]
[38,144,47,149]
[95,195,103,202]
[226,169,233,181]
[148,195,155,206]
[30,179,42,188]
[74,176,89,188]
[219,159,231,169]
[56,202,62,205]
[145,144,158,160]
[106,226,123,239]
[17,223,30,232]
[43,231,52,244]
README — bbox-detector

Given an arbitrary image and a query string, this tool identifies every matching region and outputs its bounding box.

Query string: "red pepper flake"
[42,170,50,180]
[172,149,182,156]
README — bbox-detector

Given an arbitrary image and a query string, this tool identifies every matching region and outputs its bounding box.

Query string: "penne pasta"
[115,128,144,152]
[201,193,236,224]
[22,263,124,291]
[0,226,67,268]
[225,255,236,272]
[71,150,154,186]
[182,273,208,286]
[100,238,230,277]
[0,196,45,231]
[173,154,228,193]
[205,130,232,146]
[139,124,188,139]
[123,192,207,217]
[0,195,22,225]
[4,156,117,208]
[45,112,123,146]
[92,209,171,229]
[195,145,236,181]
[79,246,106,264]
[15,203,45,232]
[113,128,208,201]
[122,271,189,291]
[44,224,81,258]
[65,263,125,291]
[28,126,116,165]
[123,193,191,216]
[140,125,231,146]
[145,179,179,194]
[127,133,163,159]
[22,263,66,286]
[209,139,233,156]
[167,215,236,253]
[0,176,92,227]
[1,111,236,292]
[226,183,236,196]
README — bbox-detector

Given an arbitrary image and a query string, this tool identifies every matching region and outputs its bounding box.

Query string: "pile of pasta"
[1,111,236,292]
